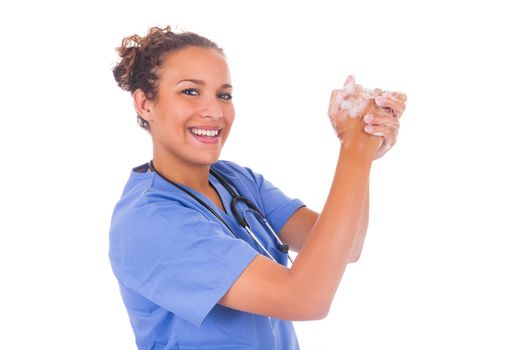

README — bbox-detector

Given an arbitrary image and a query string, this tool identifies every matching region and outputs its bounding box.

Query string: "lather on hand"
[329,75,407,160]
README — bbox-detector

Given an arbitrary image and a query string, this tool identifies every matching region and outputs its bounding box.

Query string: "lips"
[188,126,222,144]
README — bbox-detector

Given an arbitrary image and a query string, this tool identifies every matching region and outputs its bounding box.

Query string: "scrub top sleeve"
[129,208,258,328]
[245,167,305,234]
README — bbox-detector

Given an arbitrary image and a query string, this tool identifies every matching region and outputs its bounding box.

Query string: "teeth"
[191,128,220,137]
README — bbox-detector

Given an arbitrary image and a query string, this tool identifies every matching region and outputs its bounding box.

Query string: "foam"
[338,75,379,118]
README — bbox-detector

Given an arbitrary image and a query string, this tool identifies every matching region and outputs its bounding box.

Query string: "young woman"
[109,26,406,350]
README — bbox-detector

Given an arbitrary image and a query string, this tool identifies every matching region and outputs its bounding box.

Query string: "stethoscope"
[148,161,293,264]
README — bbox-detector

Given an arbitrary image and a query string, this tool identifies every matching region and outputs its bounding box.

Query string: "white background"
[1,0,524,349]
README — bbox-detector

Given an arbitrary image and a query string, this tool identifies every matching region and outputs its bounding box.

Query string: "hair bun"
[112,26,223,131]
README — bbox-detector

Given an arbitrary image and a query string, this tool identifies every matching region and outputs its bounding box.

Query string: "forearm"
[288,144,372,314]
[348,183,369,263]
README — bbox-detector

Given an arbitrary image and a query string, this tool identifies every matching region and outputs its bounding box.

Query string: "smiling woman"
[108,26,406,350]
[132,46,235,182]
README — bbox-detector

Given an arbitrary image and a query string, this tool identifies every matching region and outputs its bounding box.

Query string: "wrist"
[339,137,381,163]
[339,143,374,167]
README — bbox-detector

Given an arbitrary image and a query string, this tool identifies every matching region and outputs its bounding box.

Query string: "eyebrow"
[176,79,232,89]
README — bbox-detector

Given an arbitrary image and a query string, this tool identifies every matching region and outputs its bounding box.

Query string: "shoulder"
[109,165,212,261]
[109,174,222,286]
[111,170,210,236]
[112,163,203,219]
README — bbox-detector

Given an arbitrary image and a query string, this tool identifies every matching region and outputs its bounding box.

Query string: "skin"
[369,91,407,159]
[133,46,406,320]
[134,46,234,206]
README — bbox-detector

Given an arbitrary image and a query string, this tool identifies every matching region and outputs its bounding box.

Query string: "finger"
[376,91,407,117]
[365,126,397,161]
[329,89,342,116]
[375,92,404,109]
[363,106,398,160]
[364,111,399,154]
[364,124,398,143]
[391,91,407,103]
[374,142,392,160]
[343,75,356,94]
[374,106,398,118]
[375,96,405,118]
[364,110,401,128]
[382,90,406,101]
[344,75,355,86]
[365,123,395,160]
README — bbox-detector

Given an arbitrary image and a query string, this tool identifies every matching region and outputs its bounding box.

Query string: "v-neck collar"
[150,167,245,236]
[207,174,249,240]
[209,174,233,217]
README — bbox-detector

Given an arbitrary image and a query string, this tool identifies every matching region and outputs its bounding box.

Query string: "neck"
[151,152,211,194]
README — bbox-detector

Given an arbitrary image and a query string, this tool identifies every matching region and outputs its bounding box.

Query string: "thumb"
[328,89,343,117]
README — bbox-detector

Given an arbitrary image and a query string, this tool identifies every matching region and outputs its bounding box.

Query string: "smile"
[190,127,222,137]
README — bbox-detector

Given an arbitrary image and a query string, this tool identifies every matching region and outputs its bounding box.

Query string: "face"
[142,46,234,169]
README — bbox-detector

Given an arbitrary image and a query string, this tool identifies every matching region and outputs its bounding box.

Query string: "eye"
[181,88,199,96]
[218,92,233,101]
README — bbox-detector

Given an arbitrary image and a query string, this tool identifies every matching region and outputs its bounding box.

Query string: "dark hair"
[112,26,224,131]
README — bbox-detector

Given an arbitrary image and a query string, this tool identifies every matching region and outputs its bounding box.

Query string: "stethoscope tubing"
[148,161,292,264]
[243,208,293,264]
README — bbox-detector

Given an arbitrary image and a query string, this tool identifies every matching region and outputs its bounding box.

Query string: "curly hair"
[112,26,224,131]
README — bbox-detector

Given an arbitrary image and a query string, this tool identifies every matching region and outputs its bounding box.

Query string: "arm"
[279,87,407,260]
[218,87,381,320]
[278,182,369,263]
[278,207,318,253]
[349,182,369,262]
[219,143,376,320]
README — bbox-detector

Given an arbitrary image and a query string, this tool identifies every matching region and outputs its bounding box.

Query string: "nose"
[199,96,224,120]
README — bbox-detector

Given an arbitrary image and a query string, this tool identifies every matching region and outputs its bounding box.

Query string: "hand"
[328,77,382,158]
[364,91,407,160]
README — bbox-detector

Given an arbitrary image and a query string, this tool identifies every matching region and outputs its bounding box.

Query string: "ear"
[133,89,155,122]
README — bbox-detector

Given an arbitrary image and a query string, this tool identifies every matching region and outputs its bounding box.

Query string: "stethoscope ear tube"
[210,168,294,263]
[231,196,260,228]
[243,208,293,264]
[243,208,290,254]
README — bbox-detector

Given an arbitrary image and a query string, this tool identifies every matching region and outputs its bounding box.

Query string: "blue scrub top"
[109,160,305,349]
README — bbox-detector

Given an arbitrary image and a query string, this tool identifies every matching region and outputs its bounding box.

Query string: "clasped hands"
[328,75,407,160]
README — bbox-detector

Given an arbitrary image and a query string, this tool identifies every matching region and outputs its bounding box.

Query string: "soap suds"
[337,75,379,119]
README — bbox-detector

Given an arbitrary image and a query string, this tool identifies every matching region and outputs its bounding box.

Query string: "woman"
[109,26,406,349]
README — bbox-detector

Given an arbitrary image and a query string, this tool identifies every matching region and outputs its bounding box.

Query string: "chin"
[194,152,221,166]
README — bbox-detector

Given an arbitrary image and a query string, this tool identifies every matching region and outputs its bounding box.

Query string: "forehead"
[158,46,231,84]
